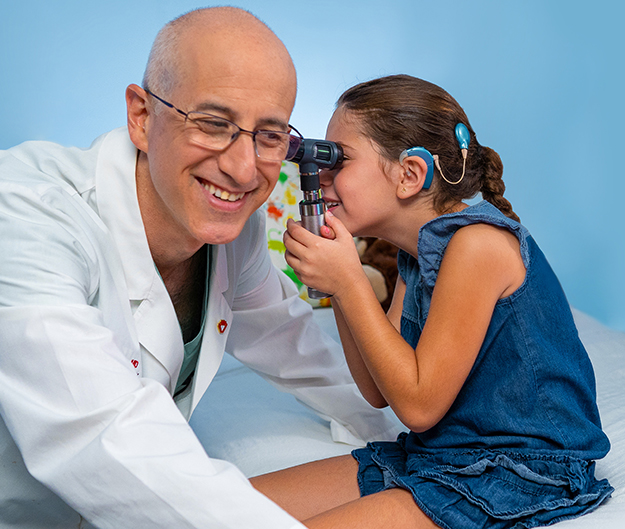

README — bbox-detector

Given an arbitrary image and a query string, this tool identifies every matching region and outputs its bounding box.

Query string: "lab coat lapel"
[95,128,183,390]
[190,244,233,413]
[132,277,184,392]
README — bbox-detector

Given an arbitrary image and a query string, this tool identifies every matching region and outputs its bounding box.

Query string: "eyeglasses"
[145,89,303,162]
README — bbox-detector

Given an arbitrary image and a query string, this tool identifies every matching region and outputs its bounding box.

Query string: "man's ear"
[126,84,150,153]
[397,155,430,198]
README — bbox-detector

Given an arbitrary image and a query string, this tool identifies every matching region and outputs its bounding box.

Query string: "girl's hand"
[284,211,367,298]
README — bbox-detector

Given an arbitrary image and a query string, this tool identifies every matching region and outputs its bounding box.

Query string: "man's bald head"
[142,7,296,100]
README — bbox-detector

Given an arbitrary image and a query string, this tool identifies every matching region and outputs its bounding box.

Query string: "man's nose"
[218,132,257,185]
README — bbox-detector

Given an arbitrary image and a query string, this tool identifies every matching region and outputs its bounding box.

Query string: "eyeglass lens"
[186,112,301,161]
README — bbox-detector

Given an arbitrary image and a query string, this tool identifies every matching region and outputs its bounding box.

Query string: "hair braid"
[479,146,520,223]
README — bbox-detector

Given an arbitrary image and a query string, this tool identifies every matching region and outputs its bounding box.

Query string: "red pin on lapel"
[217,319,228,334]
[131,359,139,368]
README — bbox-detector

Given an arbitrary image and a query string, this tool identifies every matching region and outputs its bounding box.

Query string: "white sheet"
[190,307,625,527]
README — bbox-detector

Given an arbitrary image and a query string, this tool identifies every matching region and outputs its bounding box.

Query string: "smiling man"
[0,7,398,529]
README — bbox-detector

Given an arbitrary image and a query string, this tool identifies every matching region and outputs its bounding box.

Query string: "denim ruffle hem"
[353,433,613,529]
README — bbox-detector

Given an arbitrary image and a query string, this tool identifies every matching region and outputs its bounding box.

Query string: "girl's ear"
[125,84,150,153]
[397,155,430,198]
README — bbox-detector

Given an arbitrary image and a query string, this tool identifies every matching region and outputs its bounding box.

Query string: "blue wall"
[2,0,623,331]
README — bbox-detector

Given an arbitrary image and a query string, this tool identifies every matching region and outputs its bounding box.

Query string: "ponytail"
[478,146,520,223]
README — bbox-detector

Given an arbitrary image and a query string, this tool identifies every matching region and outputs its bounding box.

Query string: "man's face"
[138,28,297,252]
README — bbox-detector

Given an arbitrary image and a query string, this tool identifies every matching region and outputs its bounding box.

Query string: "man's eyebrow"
[194,101,234,115]
[256,117,290,131]
[193,102,289,131]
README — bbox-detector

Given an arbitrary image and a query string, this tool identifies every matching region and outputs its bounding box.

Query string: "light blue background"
[1,1,623,331]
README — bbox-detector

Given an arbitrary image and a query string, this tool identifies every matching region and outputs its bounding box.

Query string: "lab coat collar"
[94,127,157,302]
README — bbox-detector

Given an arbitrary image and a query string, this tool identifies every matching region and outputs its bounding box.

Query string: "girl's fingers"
[324,210,351,241]
[320,225,336,239]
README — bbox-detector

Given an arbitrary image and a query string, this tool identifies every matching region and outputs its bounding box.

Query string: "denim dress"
[352,201,613,529]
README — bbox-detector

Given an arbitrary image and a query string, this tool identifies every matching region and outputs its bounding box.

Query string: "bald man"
[0,7,398,529]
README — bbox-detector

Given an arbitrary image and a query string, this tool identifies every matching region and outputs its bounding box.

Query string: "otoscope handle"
[299,192,330,299]
[290,137,343,301]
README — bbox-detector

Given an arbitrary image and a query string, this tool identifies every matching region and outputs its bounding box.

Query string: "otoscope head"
[288,139,344,190]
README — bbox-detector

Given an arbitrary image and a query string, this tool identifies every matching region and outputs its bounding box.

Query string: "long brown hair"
[337,75,519,222]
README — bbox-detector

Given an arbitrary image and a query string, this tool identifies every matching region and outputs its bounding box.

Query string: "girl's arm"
[330,275,407,408]
[285,214,524,433]
[283,215,390,408]
[331,294,386,408]
[385,275,406,334]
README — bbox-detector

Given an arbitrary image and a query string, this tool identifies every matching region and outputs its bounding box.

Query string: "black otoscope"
[288,139,344,299]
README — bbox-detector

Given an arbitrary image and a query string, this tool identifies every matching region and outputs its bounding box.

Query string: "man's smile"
[196,177,247,202]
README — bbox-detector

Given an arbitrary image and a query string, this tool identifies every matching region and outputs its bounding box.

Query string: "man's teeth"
[202,182,245,202]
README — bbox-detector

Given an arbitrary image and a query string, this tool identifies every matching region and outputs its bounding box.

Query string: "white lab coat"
[0,128,399,528]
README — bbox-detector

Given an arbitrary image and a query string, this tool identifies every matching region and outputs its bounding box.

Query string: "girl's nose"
[319,167,334,187]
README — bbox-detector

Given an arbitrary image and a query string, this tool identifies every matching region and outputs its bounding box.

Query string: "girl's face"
[320,107,401,238]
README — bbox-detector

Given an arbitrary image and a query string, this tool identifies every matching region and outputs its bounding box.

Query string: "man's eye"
[257,131,285,144]
[195,119,232,134]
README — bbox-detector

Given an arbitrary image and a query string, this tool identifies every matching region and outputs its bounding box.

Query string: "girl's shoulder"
[447,221,520,254]
[445,223,527,299]
[422,201,524,238]
[399,201,531,288]
[419,200,529,260]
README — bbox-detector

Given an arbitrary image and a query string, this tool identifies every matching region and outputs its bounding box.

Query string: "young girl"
[250,75,612,529]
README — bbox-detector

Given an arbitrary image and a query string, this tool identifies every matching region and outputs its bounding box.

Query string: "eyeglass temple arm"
[144,89,188,119]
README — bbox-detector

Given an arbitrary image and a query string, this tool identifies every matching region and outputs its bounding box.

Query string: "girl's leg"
[250,454,439,528]
[250,454,361,521]
[304,488,439,529]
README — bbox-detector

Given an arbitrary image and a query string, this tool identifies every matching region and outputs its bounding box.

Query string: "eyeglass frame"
[143,88,303,162]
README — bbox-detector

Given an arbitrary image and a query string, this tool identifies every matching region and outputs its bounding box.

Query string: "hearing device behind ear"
[439,122,470,185]
[399,147,434,189]
[455,123,470,151]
